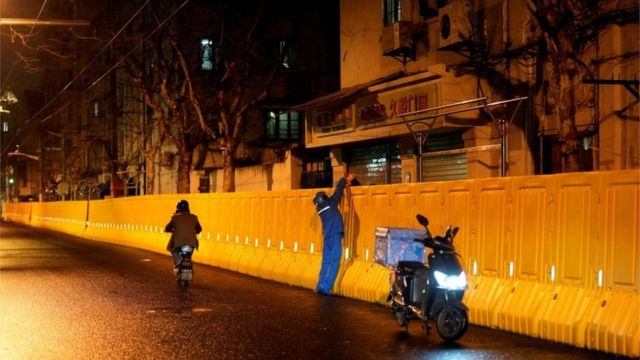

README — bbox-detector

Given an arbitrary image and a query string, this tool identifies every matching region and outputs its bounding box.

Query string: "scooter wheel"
[435,307,468,342]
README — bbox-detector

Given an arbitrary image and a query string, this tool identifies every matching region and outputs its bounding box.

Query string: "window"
[275,39,296,69]
[384,0,402,26]
[2,122,8,132]
[200,38,214,71]
[266,111,300,141]
[198,175,210,193]
[93,101,100,118]
[279,40,290,69]
[301,157,333,189]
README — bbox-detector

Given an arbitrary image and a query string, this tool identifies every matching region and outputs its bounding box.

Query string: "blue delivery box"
[374,227,426,266]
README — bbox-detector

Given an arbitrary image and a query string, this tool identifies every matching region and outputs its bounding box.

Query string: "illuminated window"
[2,122,8,132]
[200,38,214,71]
[93,101,100,118]
[279,40,290,69]
[266,111,300,141]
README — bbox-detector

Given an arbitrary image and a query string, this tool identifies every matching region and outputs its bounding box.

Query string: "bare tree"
[117,2,207,194]
[527,0,638,171]
[1,26,92,73]
[1,10,112,194]
[181,1,285,192]
[122,0,286,192]
[127,54,204,193]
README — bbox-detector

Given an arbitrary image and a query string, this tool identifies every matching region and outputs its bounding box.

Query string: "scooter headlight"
[433,270,467,290]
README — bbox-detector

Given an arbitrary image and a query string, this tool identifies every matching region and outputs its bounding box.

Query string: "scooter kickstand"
[422,321,432,334]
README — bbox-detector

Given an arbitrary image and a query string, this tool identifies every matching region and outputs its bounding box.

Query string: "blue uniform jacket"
[315,177,347,237]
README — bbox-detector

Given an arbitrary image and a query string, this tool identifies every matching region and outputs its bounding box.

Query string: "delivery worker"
[312,173,353,295]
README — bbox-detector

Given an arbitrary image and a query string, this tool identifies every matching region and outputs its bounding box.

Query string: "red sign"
[388,93,429,118]
[358,92,431,128]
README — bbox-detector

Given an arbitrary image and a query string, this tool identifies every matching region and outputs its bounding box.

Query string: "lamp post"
[8,147,41,201]
[4,166,14,203]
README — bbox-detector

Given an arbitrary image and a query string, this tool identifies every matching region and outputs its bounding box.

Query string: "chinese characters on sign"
[358,91,433,128]
[388,93,430,118]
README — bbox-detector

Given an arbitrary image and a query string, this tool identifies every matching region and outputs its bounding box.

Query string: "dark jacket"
[315,177,347,237]
[164,211,202,251]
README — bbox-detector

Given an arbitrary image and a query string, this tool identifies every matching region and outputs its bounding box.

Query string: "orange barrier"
[2,169,638,357]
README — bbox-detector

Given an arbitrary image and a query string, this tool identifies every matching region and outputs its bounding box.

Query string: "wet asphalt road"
[0,222,625,360]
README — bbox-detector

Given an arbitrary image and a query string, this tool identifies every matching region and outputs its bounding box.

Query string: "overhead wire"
[3,0,192,158]
[87,0,191,91]
[2,0,190,155]
[1,0,49,92]
[1,0,151,157]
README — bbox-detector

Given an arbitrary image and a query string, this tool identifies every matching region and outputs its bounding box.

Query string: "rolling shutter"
[348,142,401,185]
[422,132,467,181]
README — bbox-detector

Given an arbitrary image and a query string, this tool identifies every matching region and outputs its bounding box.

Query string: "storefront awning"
[301,65,496,149]
[289,71,406,111]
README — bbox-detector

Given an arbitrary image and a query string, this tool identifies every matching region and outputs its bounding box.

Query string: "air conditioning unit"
[382,21,414,56]
[438,0,472,50]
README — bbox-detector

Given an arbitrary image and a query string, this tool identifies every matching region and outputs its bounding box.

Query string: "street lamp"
[0,90,18,105]
[7,148,40,161]
[0,90,18,113]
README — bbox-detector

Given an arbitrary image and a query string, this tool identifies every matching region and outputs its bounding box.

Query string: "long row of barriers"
[3,170,639,357]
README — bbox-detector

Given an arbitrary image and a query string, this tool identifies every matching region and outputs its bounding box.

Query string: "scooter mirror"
[416,214,429,227]
[452,227,459,237]
[451,227,460,243]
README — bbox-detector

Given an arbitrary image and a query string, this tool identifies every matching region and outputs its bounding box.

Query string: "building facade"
[3,0,637,200]
[292,0,639,187]
[2,0,341,199]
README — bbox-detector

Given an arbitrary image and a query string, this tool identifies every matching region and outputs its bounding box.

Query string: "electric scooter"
[388,214,468,341]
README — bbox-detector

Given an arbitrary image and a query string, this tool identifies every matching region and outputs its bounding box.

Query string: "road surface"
[0,222,623,359]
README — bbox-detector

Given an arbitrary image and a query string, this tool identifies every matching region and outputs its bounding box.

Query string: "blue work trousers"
[316,233,343,295]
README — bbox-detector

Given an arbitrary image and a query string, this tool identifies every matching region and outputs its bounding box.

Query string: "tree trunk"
[177,150,192,194]
[222,151,235,192]
[144,148,155,195]
[554,58,580,172]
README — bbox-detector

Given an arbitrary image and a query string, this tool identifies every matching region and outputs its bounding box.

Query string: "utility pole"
[38,125,45,202]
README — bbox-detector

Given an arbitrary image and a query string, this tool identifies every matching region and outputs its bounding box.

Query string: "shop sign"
[356,83,438,128]
[313,107,352,134]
